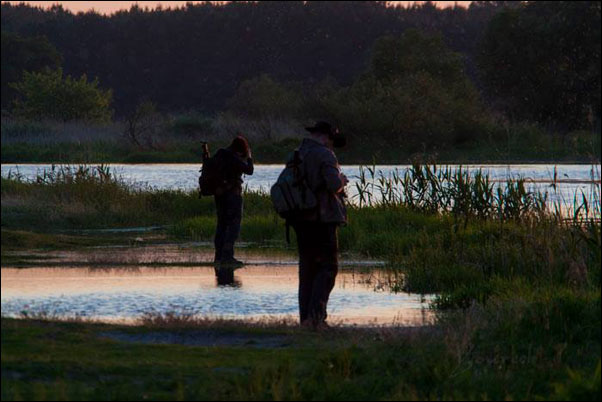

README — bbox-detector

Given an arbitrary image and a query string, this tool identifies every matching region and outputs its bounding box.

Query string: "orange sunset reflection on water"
[1,266,434,326]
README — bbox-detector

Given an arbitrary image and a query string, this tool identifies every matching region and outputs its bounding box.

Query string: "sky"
[2,1,473,15]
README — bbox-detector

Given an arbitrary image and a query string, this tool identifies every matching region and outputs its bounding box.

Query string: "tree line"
[0,1,512,113]
[1,1,600,146]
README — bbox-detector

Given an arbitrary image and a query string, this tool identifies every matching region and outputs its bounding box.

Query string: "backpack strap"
[292,149,310,204]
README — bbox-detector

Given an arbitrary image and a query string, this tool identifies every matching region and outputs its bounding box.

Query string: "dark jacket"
[215,148,254,193]
[297,138,347,225]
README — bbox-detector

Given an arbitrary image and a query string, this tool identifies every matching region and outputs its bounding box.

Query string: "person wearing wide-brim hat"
[293,121,348,330]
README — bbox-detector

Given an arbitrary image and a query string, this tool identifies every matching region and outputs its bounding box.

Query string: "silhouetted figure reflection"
[214,266,242,288]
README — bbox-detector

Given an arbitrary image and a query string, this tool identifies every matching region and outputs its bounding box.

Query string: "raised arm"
[228,152,254,176]
[241,157,254,175]
[320,151,344,194]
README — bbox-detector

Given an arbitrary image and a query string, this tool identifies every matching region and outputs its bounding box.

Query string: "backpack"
[198,152,225,196]
[270,149,318,226]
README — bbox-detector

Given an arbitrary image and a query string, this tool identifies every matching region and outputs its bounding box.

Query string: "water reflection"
[0,266,434,326]
[214,266,242,288]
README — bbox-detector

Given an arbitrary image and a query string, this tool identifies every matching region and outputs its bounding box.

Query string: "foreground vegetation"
[2,311,600,401]
[1,164,600,400]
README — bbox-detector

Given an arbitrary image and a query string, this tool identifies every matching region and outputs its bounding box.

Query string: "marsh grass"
[1,165,206,229]
[353,163,601,222]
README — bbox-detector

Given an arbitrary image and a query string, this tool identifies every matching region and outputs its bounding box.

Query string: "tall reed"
[352,163,601,223]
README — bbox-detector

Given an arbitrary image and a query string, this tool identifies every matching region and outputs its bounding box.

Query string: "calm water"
[0,266,433,326]
[2,163,600,208]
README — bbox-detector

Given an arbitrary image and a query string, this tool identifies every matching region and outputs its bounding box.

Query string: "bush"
[321,29,487,150]
[123,100,168,150]
[11,68,113,123]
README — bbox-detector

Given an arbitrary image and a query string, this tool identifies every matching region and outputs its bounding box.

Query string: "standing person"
[213,135,254,266]
[292,121,348,330]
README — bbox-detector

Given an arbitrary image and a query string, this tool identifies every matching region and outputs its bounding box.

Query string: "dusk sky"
[3,1,473,14]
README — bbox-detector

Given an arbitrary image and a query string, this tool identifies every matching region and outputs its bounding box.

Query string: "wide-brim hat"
[305,121,335,135]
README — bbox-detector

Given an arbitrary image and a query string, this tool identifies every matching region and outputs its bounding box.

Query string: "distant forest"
[1,1,600,140]
[0,1,527,113]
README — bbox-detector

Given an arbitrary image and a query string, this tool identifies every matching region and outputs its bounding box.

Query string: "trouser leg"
[295,222,338,325]
[295,223,317,323]
[221,192,243,261]
[214,195,226,261]
[308,224,338,324]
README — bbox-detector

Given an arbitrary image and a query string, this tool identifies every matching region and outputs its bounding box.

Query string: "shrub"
[11,68,113,123]
[123,100,165,150]
[321,29,486,150]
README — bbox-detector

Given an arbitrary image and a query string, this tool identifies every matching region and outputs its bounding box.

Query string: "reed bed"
[353,163,601,223]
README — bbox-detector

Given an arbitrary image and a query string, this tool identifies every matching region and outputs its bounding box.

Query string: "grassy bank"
[1,164,600,400]
[3,137,601,164]
[2,118,600,164]
[2,306,600,401]
[0,139,302,165]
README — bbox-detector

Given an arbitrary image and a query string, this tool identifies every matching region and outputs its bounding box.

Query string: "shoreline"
[2,160,601,167]
[3,159,601,166]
